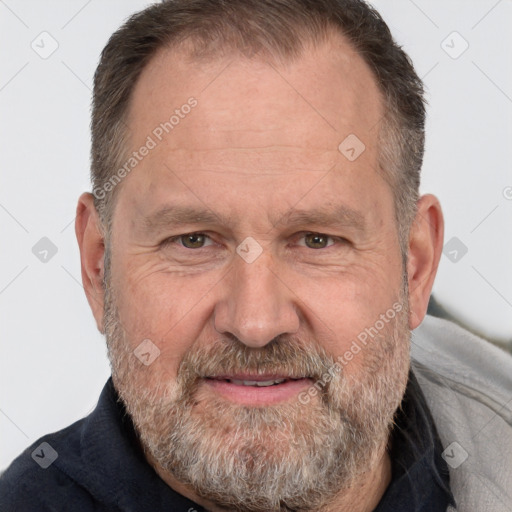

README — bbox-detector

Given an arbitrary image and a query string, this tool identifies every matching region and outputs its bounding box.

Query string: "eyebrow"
[138,204,366,237]
[139,206,227,237]
[275,206,366,232]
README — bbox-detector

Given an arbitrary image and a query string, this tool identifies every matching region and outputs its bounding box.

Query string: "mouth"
[203,374,314,405]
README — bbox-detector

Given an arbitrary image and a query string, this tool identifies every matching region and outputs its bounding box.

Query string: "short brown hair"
[91,0,425,246]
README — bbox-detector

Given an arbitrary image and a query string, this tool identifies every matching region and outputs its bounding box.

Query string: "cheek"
[111,261,223,370]
[289,266,403,364]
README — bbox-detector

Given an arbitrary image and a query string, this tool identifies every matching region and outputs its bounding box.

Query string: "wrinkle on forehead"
[126,32,383,152]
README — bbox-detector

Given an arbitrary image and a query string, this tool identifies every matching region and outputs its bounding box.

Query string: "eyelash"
[161,232,348,249]
[160,233,213,248]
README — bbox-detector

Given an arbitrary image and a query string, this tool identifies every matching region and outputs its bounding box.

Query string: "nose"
[214,250,300,348]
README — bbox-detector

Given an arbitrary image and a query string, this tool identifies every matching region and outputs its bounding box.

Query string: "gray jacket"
[412,316,512,511]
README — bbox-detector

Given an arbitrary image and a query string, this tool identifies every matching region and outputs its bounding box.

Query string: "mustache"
[176,334,338,385]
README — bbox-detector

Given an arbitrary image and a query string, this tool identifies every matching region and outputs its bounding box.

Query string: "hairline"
[97,32,416,257]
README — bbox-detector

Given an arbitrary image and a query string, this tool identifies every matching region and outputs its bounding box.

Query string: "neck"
[147,444,392,512]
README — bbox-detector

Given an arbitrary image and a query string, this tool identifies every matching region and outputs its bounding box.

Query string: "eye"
[170,233,213,249]
[301,232,335,249]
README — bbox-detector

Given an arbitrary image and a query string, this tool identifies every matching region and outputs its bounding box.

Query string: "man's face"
[103,35,411,511]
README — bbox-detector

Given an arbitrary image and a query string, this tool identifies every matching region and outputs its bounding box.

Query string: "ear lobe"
[75,192,106,333]
[406,194,444,330]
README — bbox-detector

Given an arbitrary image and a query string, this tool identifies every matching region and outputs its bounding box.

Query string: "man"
[1,0,511,510]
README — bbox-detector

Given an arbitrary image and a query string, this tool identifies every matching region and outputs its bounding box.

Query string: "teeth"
[229,378,286,387]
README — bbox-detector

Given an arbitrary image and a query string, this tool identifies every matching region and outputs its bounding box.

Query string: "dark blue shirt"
[0,372,455,511]
[375,372,455,511]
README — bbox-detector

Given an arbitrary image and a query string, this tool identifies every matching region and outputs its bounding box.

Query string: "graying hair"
[91,0,425,249]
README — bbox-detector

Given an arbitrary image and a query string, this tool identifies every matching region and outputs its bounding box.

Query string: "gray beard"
[103,279,410,512]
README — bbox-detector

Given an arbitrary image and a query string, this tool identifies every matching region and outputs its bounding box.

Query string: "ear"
[75,192,106,333]
[407,194,444,330]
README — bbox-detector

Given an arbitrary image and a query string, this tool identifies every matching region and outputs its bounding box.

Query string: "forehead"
[115,33,388,228]
[129,33,383,142]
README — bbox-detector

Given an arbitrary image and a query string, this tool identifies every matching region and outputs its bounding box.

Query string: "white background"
[1,0,511,470]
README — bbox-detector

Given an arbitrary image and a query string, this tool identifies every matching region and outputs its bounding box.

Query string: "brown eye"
[180,233,208,248]
[304,233,331,249]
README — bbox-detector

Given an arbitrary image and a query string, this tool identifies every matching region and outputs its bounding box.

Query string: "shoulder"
[411,314,512,406]
[411,315,512,511]
[0,419,103,512]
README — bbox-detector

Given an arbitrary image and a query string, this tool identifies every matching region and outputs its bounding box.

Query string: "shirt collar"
[374,370,456,511]
[54,378,205,511]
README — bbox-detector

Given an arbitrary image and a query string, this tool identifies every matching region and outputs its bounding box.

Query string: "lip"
[203,375,314,406]
[209,374,302,381]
